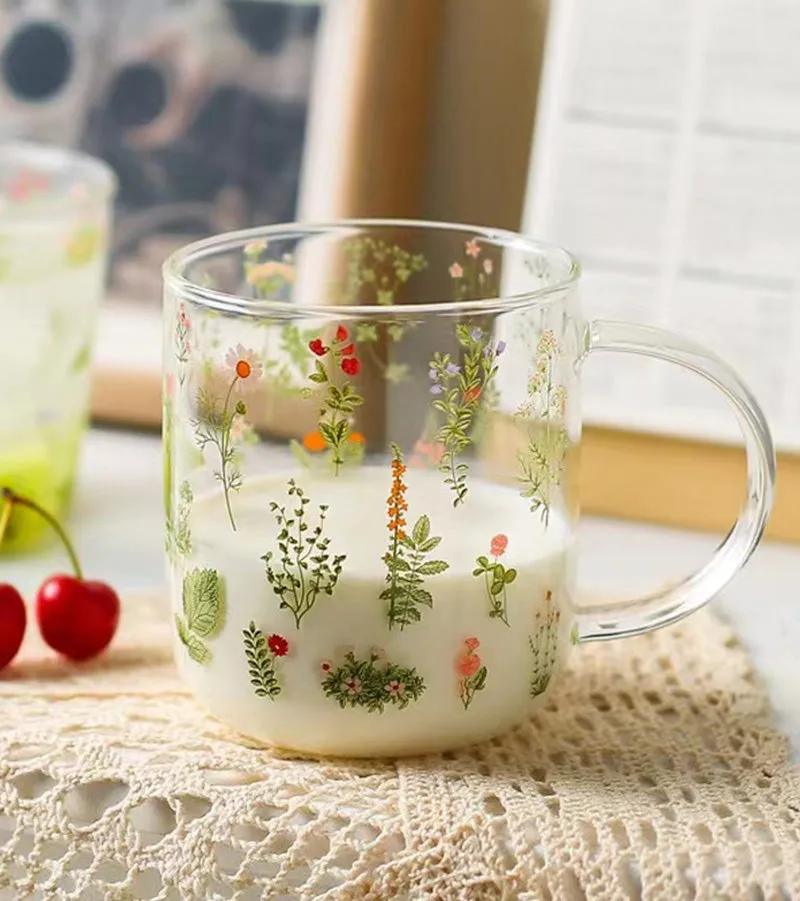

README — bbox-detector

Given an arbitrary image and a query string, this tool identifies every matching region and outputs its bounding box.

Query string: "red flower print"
[465,636,480,652]
[345,676,362,695]
[340,344,355,356]
[464,386,481,403]
[341,357,361,376]
[236,359,252,379]
[490,534,508,557]
[309,338,329,356]
[320,659,332,673]
[336,325,349,342]
[268,634,289,657]
[384,680,406,697]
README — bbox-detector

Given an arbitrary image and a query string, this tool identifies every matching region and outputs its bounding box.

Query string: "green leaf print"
[243,622,282,699]
[175,614,210,665]
[183,568,226,638]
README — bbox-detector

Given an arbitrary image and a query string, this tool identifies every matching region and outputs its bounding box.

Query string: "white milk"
[173,468,575,756]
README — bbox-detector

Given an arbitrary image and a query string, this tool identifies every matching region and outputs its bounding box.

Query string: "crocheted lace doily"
[0,593,797,900]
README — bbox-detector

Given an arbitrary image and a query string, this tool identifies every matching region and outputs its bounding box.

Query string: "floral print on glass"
[303,325,364,475]
[456,637,487,710]
[530,590,561,697]
[472,533,517,626]
[381,446,449,629]
[243,622,289,699]
[262,479,345,629]
[175,568,226,665]
[321,648,425,713]
[515,329,569,525]
[191,344,262,531]
[429,324,505,506]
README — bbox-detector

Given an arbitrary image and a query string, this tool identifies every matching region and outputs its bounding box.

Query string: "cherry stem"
[0,487,83,580]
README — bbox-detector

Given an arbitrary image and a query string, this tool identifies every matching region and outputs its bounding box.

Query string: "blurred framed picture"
[0,0,377,425]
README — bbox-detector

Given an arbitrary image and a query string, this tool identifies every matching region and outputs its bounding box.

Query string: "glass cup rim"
[0,141,117,220]
[163,218,581,318]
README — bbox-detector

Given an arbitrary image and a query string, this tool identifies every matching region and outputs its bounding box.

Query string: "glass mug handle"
[574,319,776,642]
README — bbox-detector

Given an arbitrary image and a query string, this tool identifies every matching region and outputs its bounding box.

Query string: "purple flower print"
[496,340,507,356]
[430,383,444,395]
[445,361,461,376]
[470,327,483,342]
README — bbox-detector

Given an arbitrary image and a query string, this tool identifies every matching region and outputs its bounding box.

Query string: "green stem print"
[304,325,364,475]
[175,304,191,384]
[262,480,346,629]
[167,480,193,562]
[243,623,290,699]
[515,329,568,526]
[456,637,488,710]
[175,568,226,665]
[428,324,505,506]
[338,236,427,385]
[381,447,449,630]
[471,533,517,626]
[192,345,263,530]
[529,590,561,697]
[321,649,425,712]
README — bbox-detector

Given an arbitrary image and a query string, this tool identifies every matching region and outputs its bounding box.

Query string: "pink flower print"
[384,680,406,697]
[345,676,362,695]
[465,636,480,652]
[490,534,508,557]
[449,262,463,279]
[483,258,493,275]
[465,239,481,258]
[320,659,333,674]
[229,417,250,442]
[164,372,176,398]
[456,651,481,679]
[178,304,191,330]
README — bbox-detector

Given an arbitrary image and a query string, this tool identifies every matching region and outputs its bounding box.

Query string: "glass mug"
[163,220,774,757]
[0,143,115,553]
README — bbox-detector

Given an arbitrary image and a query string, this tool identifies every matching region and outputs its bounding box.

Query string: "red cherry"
[335,325,349,342]
[0,584,26,670]
[341,357,361,376]
[36,576,119,662]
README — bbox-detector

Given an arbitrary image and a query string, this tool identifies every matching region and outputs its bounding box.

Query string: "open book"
[522,0,800,452]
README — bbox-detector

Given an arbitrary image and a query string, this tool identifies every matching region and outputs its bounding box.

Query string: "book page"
[522,0,800,450]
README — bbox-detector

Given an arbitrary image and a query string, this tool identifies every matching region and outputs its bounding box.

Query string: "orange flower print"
[246,260,295,287]
[348,432,365,445]
[465,238,481,258]
[464,385,481,404]
[225,344,263,388]
[456,637,487,710]
[449,262,463,278]
[302,431,328,452]
[474,536,516,626]
[490,534,508,557]
[387,451,409,540]
[409,438,446,469]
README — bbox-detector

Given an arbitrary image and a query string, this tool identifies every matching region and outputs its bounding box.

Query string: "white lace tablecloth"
[1,592,798,901]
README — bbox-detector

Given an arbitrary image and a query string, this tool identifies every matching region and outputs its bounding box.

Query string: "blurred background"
[0,0,797,540]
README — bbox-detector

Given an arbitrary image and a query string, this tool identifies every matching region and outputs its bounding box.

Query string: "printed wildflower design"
[262,479,346,629]
[336,237,427,385]
[166,480,194,562]
[472,533,517,626]
[515,329,568,525]
[192,344,263,531]
[321,649,425,712]
[529,589,561,697]
[243,622,289,699]
[429,324,505,506]
[175,568,226,665]
[303,325,364,474]
[456,637,488,710]
[174,303,192,383]
[243,240,296,299]
[447,237,500,300]
[381,446,450,629]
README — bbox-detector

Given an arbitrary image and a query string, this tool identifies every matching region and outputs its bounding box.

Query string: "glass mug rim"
[162,218,582,319]
[0,141,117,221]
